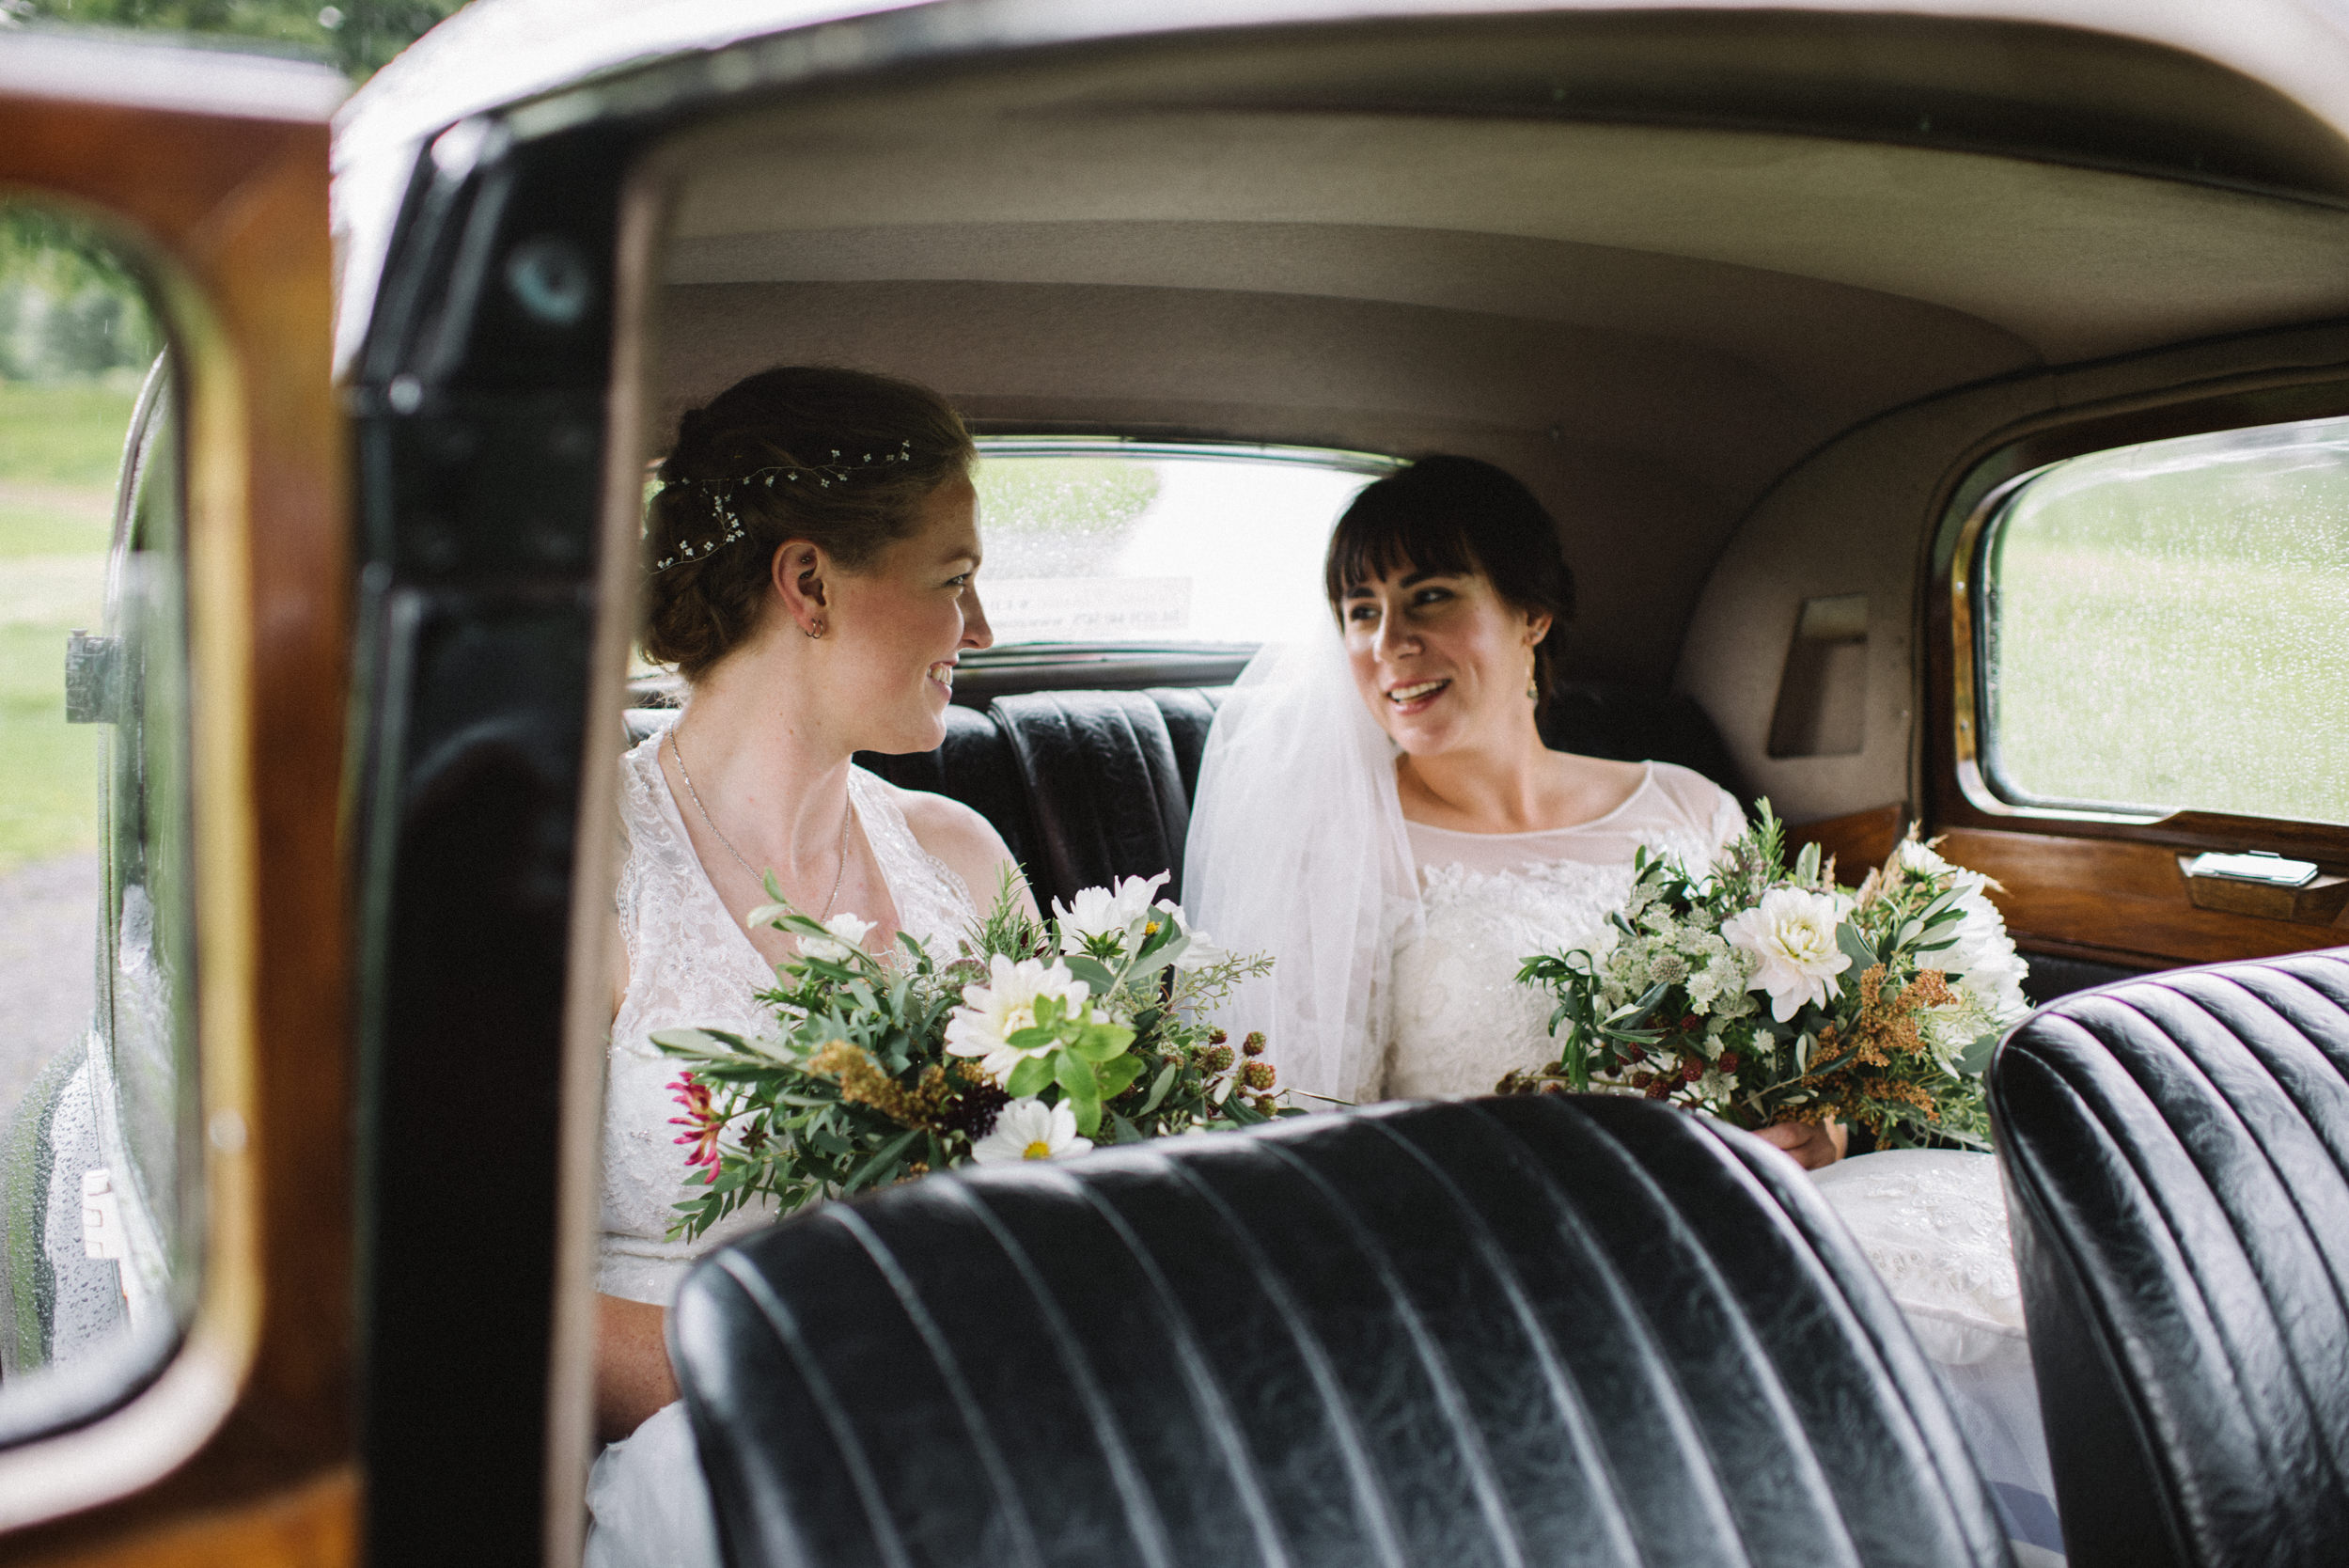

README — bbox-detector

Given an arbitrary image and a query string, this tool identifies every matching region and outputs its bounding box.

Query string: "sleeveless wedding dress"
[586,733,979,1568]
[1384,760,2062,1565]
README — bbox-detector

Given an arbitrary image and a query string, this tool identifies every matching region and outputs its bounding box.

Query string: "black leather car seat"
[671,1096,2013,1568]
[1990,948,2349,1568]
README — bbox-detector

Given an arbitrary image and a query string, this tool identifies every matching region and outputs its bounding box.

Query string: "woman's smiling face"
[1340,561,1548,757]
[825,473,993,753]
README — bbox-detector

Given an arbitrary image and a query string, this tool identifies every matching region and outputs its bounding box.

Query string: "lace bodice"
[600,734,978,1305]
[1380,761,1741,1099]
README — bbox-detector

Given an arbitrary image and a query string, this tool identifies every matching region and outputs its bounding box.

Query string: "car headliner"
[331,0,2349,375]
[333,0,2349,776]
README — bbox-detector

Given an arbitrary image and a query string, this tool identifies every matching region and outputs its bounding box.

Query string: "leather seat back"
[671,1096,2012,1568]
[1991,948,2349,1568]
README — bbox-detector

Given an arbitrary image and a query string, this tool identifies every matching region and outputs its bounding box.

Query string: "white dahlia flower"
[946,954,1090,1081]
[793,912,875,965]
[971,1097,1093,1164]
[1723,887,1853,1023]
[1943,890,2031,1027]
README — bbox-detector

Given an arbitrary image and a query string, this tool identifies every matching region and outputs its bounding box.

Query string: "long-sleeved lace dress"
[1382,760,2063,1565]
[585,732,978,1568]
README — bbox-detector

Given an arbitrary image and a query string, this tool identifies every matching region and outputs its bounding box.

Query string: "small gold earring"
[805,621,824,640]
[1527,661,1540,701]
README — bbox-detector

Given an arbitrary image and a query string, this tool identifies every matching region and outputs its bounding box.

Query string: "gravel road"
[0,854,98,1130]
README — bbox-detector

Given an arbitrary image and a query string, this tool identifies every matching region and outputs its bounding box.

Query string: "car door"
[0,30,354,1566]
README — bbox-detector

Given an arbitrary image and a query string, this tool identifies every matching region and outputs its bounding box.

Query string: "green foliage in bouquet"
[1511,804,2030,1148]
[652,871,1281,1240]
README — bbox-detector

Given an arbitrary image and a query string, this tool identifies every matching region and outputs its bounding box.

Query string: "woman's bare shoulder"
[880,780,1033,909]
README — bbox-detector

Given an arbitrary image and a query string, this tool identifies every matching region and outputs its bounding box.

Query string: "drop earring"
[1527,655,1540,701]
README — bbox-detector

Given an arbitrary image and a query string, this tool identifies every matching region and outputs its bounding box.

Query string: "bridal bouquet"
[652,872,1280,1240]
[1510,807,2028,1148]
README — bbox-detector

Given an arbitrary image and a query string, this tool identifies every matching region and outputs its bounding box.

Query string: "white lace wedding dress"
[586,733,979,1568]
[1384,760,2062,1565]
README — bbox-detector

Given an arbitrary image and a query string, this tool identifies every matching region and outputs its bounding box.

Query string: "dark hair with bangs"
[1323,455,1575,702]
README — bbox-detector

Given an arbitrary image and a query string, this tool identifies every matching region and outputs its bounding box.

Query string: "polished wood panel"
[0,43,352,1568]
[1938,828,2349,970]
[1789,802,1907,884]
[40,1470,354,1568]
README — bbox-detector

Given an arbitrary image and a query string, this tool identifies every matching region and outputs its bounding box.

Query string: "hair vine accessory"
[651,438,915,572]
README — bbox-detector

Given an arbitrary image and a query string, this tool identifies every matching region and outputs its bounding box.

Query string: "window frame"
[1932,369,2349,866]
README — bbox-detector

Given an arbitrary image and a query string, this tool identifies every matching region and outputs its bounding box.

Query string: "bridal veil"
[1182,628,1419,1106]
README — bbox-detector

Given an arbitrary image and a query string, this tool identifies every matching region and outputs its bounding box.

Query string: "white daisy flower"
[1723,887,1853,1023]
[945,954,1091,1081]
[1053,872,1168,954]
[970,1097,1093,1164]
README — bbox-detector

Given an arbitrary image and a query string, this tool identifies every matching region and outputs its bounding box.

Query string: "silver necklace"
[668,727,852,920]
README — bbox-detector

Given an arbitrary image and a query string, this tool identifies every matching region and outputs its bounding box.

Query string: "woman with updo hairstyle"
[1188,454,1836,1155]
[587,366,1027,1567]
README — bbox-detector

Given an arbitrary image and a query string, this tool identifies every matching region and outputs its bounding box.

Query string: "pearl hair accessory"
[651,438,914,572]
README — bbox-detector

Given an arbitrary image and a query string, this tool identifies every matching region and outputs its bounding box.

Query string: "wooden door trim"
[0,40,353,1563]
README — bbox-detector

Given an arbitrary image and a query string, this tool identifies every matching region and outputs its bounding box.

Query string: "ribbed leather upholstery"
[672,1096,2013,1568]
[1990,948,2349,1568]
[1143,684,1224,805]
[988,690,1196,910]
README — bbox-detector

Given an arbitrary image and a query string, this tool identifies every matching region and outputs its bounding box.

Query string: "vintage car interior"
[2,0,2347,1561]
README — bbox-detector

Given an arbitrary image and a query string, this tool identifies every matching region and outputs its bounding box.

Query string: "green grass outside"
[0,383,137,488]
[1988,443,2349,825]
[0,384,118,869]
[972,457,1162,577]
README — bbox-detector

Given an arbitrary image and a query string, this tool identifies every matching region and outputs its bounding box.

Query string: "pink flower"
[668,1073,725,1178]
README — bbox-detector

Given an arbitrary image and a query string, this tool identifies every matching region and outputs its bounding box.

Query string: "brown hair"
[641,366,976,680]
[1323,455,1575,703]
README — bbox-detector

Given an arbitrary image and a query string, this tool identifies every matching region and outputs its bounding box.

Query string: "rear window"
[970,439,1392,649]
[1977,414,2349,824]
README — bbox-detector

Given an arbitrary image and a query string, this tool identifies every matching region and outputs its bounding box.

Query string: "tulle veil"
[1182,625,1420,1106]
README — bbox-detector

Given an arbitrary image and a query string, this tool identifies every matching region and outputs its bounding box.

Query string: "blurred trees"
[1,0,465,79]
[0,210,154,384]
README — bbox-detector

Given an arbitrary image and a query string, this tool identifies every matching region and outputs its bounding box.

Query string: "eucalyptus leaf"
[1958,1029,2000,1077]
[845,1129,922,1193]
[1063,955,1119,993]
[1137,1061,1178,1117]
[1836,925,1878,976]
[650,1026,749,1056]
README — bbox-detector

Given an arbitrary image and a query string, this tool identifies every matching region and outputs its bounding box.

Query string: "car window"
[969,440,1393,648]
[0,205,192,1440]
[1978,413,2349,824]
